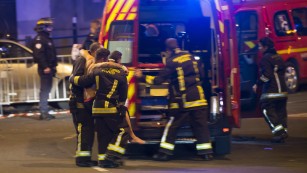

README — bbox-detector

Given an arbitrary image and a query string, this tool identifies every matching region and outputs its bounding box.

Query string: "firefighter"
[135,38,213,161]
[109,51,145,144]
[253,37,288,143]
[70,48,129,168]
[70,42,124,167]
[69,42,101,167]
[32,17,57,120]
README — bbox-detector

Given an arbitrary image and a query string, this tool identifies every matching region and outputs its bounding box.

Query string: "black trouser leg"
[159,109,188,155]
[261,99,287,136]
[189,108,212,155]
[70,100,95,161]
[105,116,130,160]
[96,116,118,162]
[275,98,288,130]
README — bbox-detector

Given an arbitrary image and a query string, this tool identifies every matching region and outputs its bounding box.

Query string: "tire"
[284,62,299,93]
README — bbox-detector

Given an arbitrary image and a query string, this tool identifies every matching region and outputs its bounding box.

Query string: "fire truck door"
[214,0,241,127]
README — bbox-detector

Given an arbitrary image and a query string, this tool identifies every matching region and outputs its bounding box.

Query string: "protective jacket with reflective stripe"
[141,50,207,110]
[72,67,128,116]
[257,48,288,101]
[70,56,86,103]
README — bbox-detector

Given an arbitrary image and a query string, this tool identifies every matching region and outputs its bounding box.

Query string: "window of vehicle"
[138,23,185,63]
[292,8,307,36]
[0,42,32,58]
[235,11,258,102]
[235,11,258,54]
[108,21,134,65]
[274,11,293,36]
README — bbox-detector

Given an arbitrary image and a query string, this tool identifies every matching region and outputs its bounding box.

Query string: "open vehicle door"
[214,0,241,127]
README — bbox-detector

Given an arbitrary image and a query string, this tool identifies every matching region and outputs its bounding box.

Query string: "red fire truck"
[99,0,240,155]
[235,0,307,114]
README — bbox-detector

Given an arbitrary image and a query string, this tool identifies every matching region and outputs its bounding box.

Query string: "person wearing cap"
[135,38,213,161]
[32,17,57,120]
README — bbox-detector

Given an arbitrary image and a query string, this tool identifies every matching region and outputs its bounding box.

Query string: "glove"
[117,105,127,118]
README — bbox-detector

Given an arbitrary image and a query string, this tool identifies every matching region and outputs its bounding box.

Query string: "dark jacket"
[70,57,86,103]
[257,48,288,101]
[141,49,207,111]
[32,31,58,74]
[71,67,128,117]
[81,33,98,50]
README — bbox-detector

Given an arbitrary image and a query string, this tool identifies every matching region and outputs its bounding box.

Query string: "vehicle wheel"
[284,62,299,93]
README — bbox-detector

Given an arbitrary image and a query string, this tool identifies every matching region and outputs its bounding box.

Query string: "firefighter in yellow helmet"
[135,38,213,161]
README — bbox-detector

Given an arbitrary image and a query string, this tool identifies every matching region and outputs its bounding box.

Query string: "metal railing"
[0,55,72,115]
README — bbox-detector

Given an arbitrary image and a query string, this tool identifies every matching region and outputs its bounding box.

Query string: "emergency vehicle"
[98,0,240,155]
[235,0,307,113]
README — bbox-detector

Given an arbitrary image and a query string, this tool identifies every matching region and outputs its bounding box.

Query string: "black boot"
[152,152,171,161]
[271,135,285,143]
[76,160,98,167]
[99,160,120,168]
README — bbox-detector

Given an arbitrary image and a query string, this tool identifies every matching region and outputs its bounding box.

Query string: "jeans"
[39,73,53,113]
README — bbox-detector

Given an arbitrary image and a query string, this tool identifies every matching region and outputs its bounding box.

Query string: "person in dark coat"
[32,17,57,120]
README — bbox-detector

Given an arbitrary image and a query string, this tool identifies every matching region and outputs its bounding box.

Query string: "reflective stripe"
[95,76,99,90]
[77,123,82,153]
[160,116,175,151]
[245,41,256,49]
[262,109,275,129]
[115,128,125,146]
[76,151,91,157]
[196,143,212,150]
[74,76,80,85]
[260,92,287,100]
[160,142,175,151]
[197,86,205,100]
[176,67,185,91]
[76,102,84,109]
[274,65,281,93]
[193,61,200,82]
[260,75,269,82]
[105,101,109,108]
[170,103,179,109]
[98,154,106,161]
[92,107,117,114]
[172,54,191,63]
[184,99,207,108]
[145,76,155,85]
[107,144,125,154]
[107,80,118,98]
[272,124,284,134]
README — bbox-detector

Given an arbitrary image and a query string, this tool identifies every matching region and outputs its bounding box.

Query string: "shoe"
[199,153,214,161]
[76,160,98,167]
[271,135,285,143]
[39,113,55,120]
[281,132,288,140]
[152,152,171,161]
[99,160,119,168]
